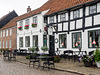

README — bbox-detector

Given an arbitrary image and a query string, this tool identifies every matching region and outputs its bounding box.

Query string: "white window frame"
[6,41,8,48]
[9,40,11,48]
[25,19,29,25]
[3,31,5,37]
[10,29,12,36]
[33,16,37,24]
[6,30,8,36]
[0,41,1,48]
[3,41,4,48]
[73,9,80,19]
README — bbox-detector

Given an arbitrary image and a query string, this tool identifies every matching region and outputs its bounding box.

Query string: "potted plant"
[94,50,100,67]
[79,55,94,67]
[41,46,48,53]
[29,47,36,53]
[32,23,37,27]
[53,55,60,63]
[24,25,29,29]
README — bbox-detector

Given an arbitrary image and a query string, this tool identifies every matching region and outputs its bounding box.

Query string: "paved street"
[0,57,79,75]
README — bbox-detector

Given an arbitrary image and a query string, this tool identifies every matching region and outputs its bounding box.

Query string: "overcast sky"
[0,0,48,18]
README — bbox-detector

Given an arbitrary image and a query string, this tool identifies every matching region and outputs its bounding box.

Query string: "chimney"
[27,6,31,13]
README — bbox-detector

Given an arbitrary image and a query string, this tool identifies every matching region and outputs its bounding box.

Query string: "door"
[49,35,55,55]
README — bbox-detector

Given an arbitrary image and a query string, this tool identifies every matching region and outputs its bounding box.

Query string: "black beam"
[83,5,85,32]
[68,10,70,34]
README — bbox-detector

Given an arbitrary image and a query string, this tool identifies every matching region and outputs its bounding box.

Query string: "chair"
[67,50,74,61]
[63,50,69,59]
[29,54,39,68]
[9,53,17,61]
[3,52,9,61]
[43,57,55,70]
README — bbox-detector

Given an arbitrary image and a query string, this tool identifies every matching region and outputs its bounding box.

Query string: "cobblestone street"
[0,57,79,75]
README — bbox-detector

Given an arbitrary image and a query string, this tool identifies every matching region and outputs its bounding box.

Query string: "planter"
[24,25,29,29]
[32,23,37,27]
[96,61,100,67]
[83,61,93,67]
[18,26,22,30]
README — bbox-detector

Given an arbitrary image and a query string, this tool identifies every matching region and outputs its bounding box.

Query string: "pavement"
[0,52,100,75]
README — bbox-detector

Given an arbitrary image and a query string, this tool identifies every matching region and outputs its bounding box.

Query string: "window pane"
[49,16,54,23]
[74,10,79,19]
[33,17,37,24]
[19,37,23,47]
[59,34,66,48]
[33,35,38,47]
[43,35,47,46]
[25,36,30,47]
[72,33,81,48]
[90,5,96,14]
[25,19,29,25]
[60,14,66,21]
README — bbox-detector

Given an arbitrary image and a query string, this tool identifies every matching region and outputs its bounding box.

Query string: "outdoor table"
[37,56,53,68]
[74,51,87,56]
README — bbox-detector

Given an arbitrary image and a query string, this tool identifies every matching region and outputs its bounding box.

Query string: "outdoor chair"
[29,54,39,68]
[3,52,9,61]
[43,57,55,70]
[67,50,74,61]
[9,53,17,61]
[63,50,69,59]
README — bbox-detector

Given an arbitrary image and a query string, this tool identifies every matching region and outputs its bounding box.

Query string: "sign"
[92,40,96,44]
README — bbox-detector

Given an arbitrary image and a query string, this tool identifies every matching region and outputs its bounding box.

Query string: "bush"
[26,55,30,59]
[94,50,100,62]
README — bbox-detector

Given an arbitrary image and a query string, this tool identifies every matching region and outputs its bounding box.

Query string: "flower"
[25,25,29,27]
[32,23,37,27]
[18,26,22,28]
[79,55,94,62]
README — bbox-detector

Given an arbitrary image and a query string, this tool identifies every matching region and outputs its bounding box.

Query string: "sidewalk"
[1,53,100,75]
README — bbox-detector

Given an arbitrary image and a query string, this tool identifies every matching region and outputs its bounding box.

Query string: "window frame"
[6,41,8,48]
[19,37,23,47]
[49,16,54,24]
[60,13,66,22]
[33,35,38,47]
[25,36,30,47]
[88,30,100,48]
[72,32,82,48]
[33,16,37,24]
[43,35,47,46]
[89,4,97,15]
[59,34,67,48]
[25,19,29,25]
[73,9,80,19]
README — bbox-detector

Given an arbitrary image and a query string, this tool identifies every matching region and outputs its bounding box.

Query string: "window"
[0,41,1,48]
[89,5,97,14]
[72,32,81,48]
[49,16,54,23]
[43,35,47,46]
[25,19,29,25]
[9,40,11,48]
[3,41,4,48]
[33,35,38,47]
[1,32,2,37]
[3,31,5,37]
[25,36,30,47]
[6,41,8,48]
[73,9,80,19]
[59,34,67,48]
[88,30,100,48]
[10,29,12,36]
[6,30,8,36]
[19,37,23,47]
[33,17,37,24]
[60,14,66,21]
[19,21,23,26]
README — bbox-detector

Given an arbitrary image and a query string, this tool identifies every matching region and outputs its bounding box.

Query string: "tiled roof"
[1,0,94,30]
[45,0,93,15]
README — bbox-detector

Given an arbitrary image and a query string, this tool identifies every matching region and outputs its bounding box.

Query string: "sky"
[0,0,48,18]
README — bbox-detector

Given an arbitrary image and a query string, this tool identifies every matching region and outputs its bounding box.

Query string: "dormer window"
[49,16,54,23]
[25,19,29,25]
[60,13,66,21]
[73,9,80,19]
[89,5,97,15]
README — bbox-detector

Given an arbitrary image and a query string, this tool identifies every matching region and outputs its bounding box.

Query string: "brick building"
[0,11,18,50]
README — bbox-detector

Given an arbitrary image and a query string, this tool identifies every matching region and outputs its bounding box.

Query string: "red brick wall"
[0,26,17,50]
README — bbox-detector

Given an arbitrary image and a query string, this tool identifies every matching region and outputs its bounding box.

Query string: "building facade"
[44,0,100,55]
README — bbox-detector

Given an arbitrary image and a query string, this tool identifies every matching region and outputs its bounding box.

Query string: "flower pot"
[83,61,92,67]
[96,61,100,67]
